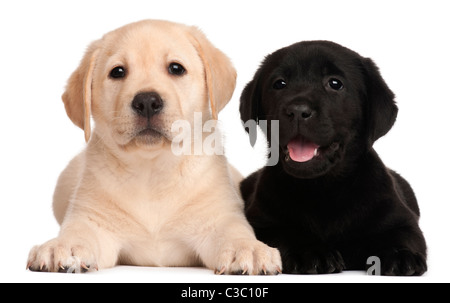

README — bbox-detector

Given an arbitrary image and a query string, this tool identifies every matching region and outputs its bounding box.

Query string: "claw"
[276,266,282,274]
[262,265,267,275]
[242,266,248,275]
[26,261,32,270]
[39,261,45,271]
[81,262,89,270]
[214,266,226,275]
[58,262,65,271]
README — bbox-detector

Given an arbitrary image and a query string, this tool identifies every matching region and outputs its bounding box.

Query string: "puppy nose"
[286,104,314,120]
[131,92,164,118]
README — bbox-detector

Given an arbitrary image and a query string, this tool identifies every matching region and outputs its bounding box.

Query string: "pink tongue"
[287,137,319,162]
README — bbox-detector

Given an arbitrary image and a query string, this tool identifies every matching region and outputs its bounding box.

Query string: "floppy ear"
[62,41,101,142]
[362,58,398,145]
[239,68,263,146]
[188,27,237,120]
[240,69,262,125]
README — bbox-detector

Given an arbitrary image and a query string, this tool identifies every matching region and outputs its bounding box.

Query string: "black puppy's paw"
[376,249,427,276]
[282,250,345,274]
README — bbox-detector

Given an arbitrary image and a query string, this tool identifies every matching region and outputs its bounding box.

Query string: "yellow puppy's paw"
[214,239,282,275]
[27,238,98,273]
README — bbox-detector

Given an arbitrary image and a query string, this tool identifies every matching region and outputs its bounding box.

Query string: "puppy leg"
[53,154,84,225]
[213,237,282,275]
[367,227,427,276]
[27,216,120,273]
[195,215,282,275]
[282,248,345,274]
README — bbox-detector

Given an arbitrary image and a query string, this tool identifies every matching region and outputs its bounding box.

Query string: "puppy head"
[62,20,236,152]
[240,41,397,178]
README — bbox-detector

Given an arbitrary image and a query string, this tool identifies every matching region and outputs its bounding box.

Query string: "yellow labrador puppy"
[27,20,281,274]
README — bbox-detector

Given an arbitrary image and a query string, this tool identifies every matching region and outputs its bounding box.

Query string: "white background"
[1,0,449,283]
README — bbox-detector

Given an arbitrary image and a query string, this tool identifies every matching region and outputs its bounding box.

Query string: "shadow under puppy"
[27,20,281,275]
[240,40,427,275]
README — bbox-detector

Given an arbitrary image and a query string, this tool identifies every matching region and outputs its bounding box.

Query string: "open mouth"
[284,135,339,163]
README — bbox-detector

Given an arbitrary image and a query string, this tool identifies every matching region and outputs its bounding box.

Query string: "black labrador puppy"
[239,41,427,275]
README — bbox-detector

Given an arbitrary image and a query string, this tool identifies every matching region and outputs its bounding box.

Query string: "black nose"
[286,103,314,121]
[131,92,164,118]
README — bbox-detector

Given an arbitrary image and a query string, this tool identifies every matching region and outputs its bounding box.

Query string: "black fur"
[239,41,427,275]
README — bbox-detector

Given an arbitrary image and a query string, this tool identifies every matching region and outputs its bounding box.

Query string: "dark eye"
[109,66,126,79]
[273,79,287,90]
[328,78,344,90]
[168,62,186,76]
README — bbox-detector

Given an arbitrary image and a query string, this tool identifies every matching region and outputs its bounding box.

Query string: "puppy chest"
[118,201,201,266]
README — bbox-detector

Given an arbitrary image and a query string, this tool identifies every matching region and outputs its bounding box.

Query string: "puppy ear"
[362,58,398,144]
[239,68,263,146]
[188,27,237,120]
[62,41,101,142]
[240,70,261,125]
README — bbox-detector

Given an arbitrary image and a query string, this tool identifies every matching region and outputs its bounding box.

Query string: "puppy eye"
[109,66,126,79]
[328,78,344,90]
[273,79,287,90]
[168,62,186,76]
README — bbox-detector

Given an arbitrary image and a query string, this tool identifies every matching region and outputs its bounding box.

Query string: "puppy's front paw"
[214,239,282,275]
[27,238,98,273]
[378,249,427,276]
[282,249,345,274]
